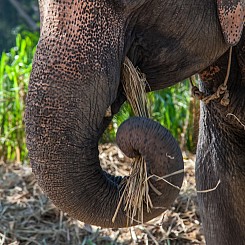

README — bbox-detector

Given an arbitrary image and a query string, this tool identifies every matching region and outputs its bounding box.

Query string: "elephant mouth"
[101,88,124,135]
[109,83,127,116]
[100,83,126,134]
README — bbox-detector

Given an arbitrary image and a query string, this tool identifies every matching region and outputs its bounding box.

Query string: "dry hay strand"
[226,113,245,130]
[112,57,152,226]
[121,57,150,118]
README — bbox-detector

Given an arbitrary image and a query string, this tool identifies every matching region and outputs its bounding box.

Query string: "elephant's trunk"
[25,51,183,228]
[25,1,184,228]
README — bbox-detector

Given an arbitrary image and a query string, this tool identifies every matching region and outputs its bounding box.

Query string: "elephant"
[196,30,245,244]
[24,0,244,244]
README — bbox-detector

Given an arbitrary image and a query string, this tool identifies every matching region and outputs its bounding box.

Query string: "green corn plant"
[0,33,38,162]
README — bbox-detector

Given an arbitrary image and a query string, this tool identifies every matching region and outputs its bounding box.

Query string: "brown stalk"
[112,57,152,225]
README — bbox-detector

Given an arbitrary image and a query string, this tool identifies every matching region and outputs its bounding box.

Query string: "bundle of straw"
[112,57,153,225]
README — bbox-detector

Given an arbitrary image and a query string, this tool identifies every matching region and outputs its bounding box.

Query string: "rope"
[191,47,233,106]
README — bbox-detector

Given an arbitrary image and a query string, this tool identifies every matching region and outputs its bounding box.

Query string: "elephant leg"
[196,33,245,244]
[196,109,245,244]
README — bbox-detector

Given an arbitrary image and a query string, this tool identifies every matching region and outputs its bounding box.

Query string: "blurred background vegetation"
[0,0,39,53]
[0,0,199,163]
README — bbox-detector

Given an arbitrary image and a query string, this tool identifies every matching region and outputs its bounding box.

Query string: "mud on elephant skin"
[25,0,244,240]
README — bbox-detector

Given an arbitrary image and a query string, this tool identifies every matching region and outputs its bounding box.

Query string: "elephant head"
[25,0,244,228]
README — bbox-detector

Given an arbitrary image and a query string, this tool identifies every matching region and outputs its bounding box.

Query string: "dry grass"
[0,144,205,245]
[114,57,152,225]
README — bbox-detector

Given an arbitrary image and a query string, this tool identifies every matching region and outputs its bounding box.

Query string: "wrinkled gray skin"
[25,0,245,244]
[197,30,245,244]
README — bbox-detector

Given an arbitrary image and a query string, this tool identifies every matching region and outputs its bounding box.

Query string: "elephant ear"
[217,0,245,46]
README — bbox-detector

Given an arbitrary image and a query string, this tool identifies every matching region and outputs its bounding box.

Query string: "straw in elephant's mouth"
[112,57,153,225]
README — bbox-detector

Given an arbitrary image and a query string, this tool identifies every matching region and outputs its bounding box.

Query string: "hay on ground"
[0,144,205,244]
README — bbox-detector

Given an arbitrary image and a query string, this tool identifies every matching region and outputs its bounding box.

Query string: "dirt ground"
[0,144,205,245]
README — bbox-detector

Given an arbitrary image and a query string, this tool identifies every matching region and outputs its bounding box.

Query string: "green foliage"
[0,32,38,162]
[149,81,199,151]
[102,82,198,152]
[149,82,191,138]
